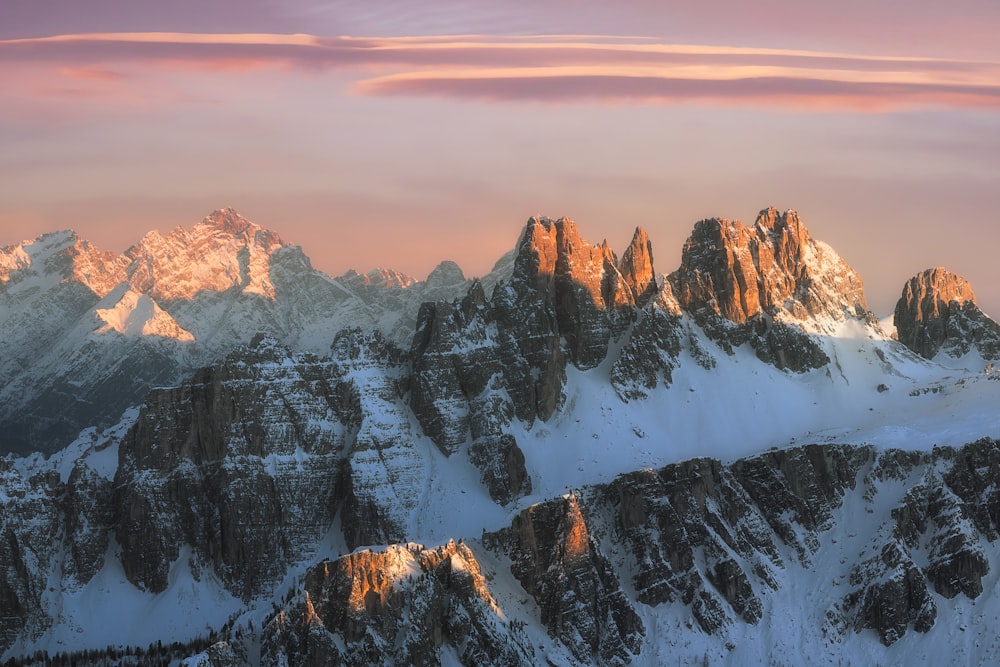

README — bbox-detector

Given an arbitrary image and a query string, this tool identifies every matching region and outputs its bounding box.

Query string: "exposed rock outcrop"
[410,217,657,452]
[671,208,869,327]
[894,268,1000,359]
[668,208,872,371]
[0,463,62,648]
[262,540,534,667]
[619,226,657,305]
[485,494,644,665]
[609,283,684,401]
[113,335,347,599]
[468,434,531,506]
[63,459,114,585]
[334,328,428,549]
[596,445,869,635]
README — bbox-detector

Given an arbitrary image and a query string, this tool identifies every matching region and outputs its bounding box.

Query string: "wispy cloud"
[3,32,999,112]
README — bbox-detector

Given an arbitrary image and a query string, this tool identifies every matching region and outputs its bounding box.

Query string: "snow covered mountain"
[2,208,1000,665]
[0,208,505,456]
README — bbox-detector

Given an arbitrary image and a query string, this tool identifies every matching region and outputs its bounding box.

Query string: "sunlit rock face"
[895,267,1000,359]
[666,208,876,371]
[671,208,869,329]
[124,208,285,301]
[619,225,657,304]
[408,217,660,501]
[485,493,645,665]
[261,540,534,667]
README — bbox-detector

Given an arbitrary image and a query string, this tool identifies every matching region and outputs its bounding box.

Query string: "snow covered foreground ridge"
[2,206,1000,664]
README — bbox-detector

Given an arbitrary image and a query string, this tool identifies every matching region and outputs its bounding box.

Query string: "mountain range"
[2,207,1000,665]
[0,208,513,456]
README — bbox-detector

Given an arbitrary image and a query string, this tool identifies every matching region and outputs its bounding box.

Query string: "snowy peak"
[424,260,464,289]
[123,207,286,301]
[670,207,871,333]
[359,267,418,289]
[0,230,126,297]
[0,208,492,456]
[894,267,1000,360]
[93,286,194,341]
[201,206,269,238]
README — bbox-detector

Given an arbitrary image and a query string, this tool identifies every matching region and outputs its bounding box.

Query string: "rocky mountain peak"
[511,215,636,309]
[619,226,656,303]
[894,267,1000,359]
[201,207,261,237]
[124,208,286,301]
[670,208,870,332]
[0,230,76,278]
[425,260,465,288]
[357,267,417,289]
[509,215,642,367]
[0,230,126,297]
[513,215,560,295]
[92,286,195,341]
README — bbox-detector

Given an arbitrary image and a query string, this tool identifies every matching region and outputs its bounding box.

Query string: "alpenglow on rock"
[0,209,487,455]
[894,267,1000,360]
[408,217,657,468]
[667,207,875,371]
[670,207,871,329]
[6,205,1000,665]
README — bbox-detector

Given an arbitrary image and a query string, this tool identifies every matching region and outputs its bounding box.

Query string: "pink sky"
[1,1,999,316]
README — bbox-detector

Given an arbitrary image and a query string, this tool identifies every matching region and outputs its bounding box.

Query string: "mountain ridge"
[3,206,1000,665]
[0,208,497,455]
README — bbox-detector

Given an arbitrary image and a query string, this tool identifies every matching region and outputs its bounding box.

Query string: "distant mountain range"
[0,208,514,455]
[2,207,1000,665]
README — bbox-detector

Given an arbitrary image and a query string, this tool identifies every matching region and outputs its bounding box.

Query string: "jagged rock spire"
[619,226,656,304]
[669,207,870,332]
[895,267,1000,359]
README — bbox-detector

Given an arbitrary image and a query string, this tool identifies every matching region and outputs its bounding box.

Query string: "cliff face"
[251,440,1000,666]
[113,335,347,599]
[671,208,870,328]
[262,540,534,667]
[111,330,428,601]
[5,208,1000,664]
[408,217,661,501]
[485,493,645,665]
[667,208,875,371]
[895,267,1000,359]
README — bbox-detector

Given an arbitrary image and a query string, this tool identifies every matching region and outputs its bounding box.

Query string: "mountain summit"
[670,207,871,332]
[0,209,484,455]
[123,207,286,301]
[894,267,1000,360]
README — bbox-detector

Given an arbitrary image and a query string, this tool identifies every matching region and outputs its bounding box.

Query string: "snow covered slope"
[0,208,504,456]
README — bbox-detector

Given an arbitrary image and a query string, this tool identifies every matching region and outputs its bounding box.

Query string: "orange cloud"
[2,32,999,112]
[57,66,123,81]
